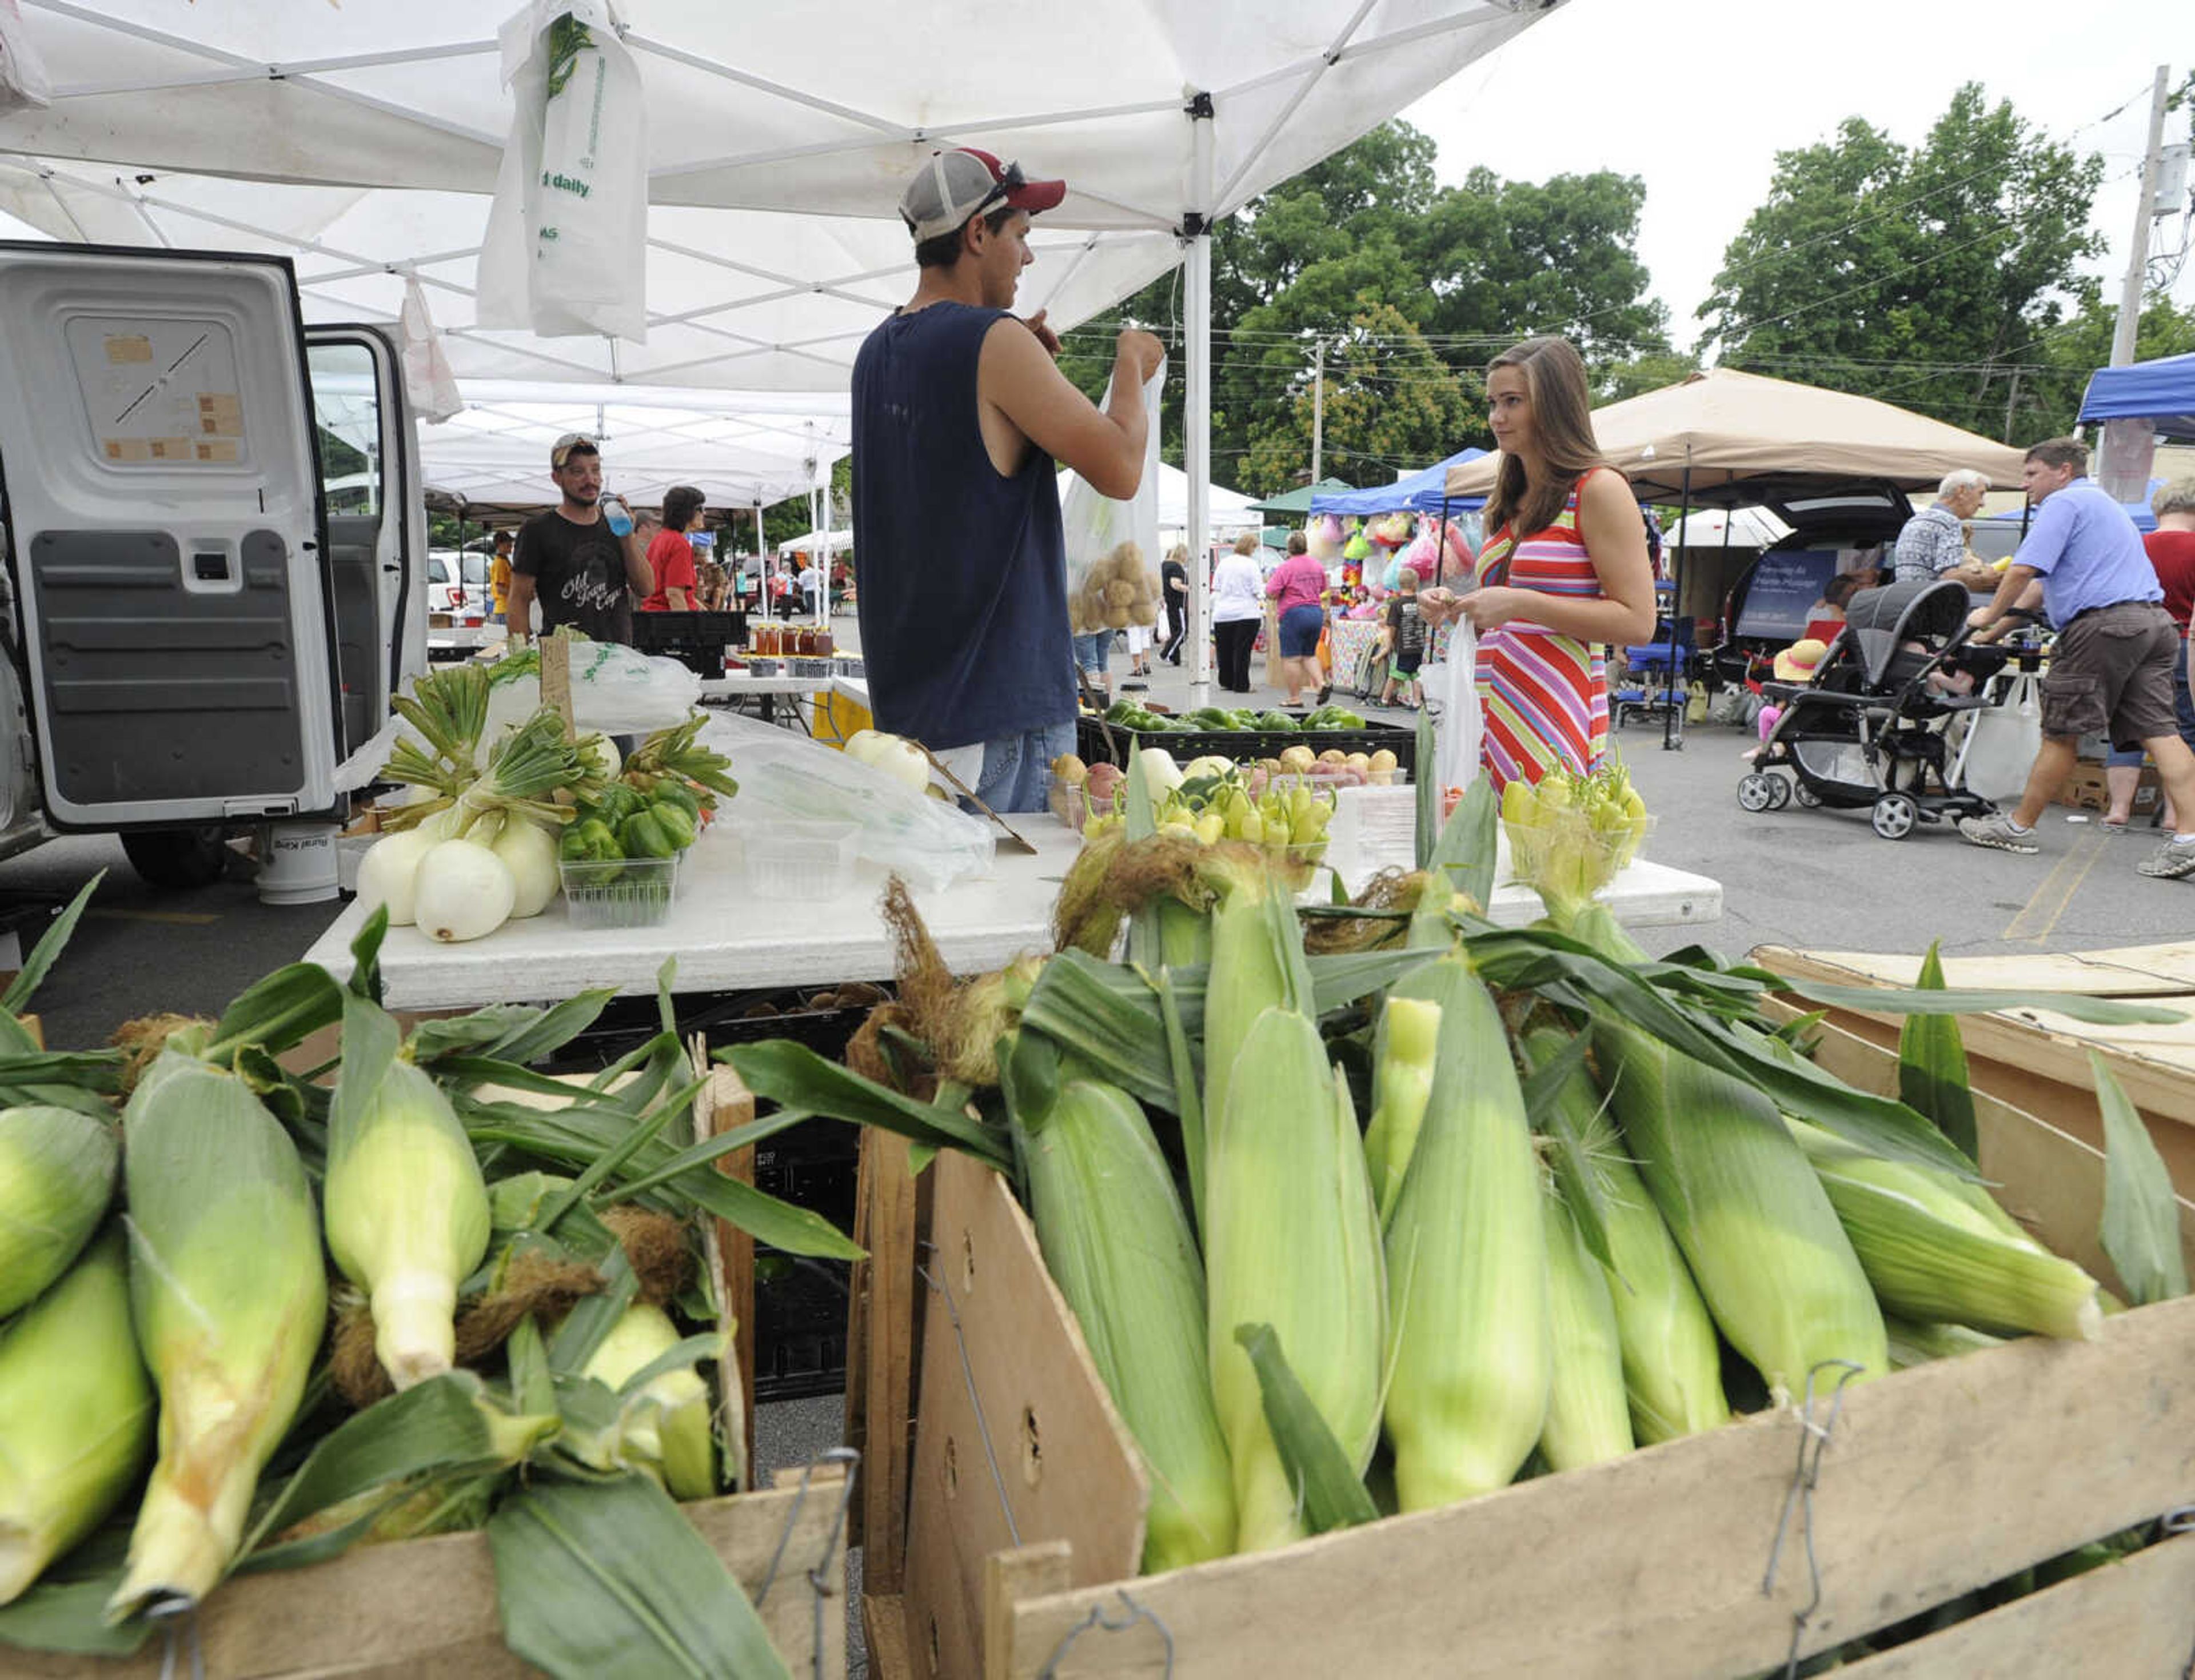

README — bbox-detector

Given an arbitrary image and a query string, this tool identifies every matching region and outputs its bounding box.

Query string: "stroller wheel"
[1765,773,1793,811]
[1871,791,1919,840]
[1794,781,1823,809]
[1737,771,1778,813]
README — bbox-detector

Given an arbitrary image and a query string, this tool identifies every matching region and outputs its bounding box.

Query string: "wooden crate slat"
[903,1152,1145,1680]
[1833,1529,2195,1679]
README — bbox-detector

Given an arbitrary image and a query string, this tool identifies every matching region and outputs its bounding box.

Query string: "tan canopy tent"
[1444,368,2029,502]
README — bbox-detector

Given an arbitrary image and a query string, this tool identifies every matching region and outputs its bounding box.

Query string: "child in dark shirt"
[1378,566,1428,709]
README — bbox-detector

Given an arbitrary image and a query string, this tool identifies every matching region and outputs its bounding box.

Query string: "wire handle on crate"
[1762,1359,1865,1680]
[915,1243,1023,1546]
[148,1597,205,1680]
[1035,1589,1175,1680]
[753,1445,861,1680]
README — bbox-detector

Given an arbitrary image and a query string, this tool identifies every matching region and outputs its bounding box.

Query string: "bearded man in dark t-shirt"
[508,434,655,645]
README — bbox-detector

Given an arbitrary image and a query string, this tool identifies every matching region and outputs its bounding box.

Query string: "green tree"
[1698,83,2105,437]
[1238,301,1480,497]
[1056,121,1667,491]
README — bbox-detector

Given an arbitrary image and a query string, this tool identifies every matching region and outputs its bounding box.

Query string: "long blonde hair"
[1482,337,1605,544]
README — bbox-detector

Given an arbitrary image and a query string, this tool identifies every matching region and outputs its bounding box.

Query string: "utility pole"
[2002,368,2021,444]
[1310,338,1326,486]
[2110,65,2173,367]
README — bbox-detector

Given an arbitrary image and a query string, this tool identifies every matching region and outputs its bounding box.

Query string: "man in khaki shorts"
[1960,437,2195,878]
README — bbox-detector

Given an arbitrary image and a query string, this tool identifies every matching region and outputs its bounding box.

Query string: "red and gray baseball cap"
[899,148,1065,242]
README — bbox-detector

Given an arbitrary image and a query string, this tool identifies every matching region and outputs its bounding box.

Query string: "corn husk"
[0,1227,154,1605]
[1382,954,1549,1510]
[0,1104,118,1318]
[1205,1007,1383,1551]
[109,1051,327,1622]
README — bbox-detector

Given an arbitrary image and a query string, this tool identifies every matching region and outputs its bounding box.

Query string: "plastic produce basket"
[1075,712,1418,779]
[558,855,682,929]
[740,819,859,901]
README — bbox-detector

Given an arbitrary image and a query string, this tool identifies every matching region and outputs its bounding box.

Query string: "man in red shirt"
[2141,478,2195,827]
[640,485,704,612]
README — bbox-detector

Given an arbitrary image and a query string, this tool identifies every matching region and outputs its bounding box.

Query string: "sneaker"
[1958,813,2039,855]
[2137,835,2195,879]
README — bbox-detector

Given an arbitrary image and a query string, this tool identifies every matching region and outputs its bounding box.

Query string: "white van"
[0,242,426,887]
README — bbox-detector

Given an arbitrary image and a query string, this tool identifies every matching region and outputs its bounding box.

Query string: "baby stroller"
[1737,578,2005,840]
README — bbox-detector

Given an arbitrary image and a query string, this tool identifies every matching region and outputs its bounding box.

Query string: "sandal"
[1315,681,1332,706]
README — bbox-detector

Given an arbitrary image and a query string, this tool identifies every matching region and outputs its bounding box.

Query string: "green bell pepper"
[558,816,624,882]
[590,783,644,825]
[620,803,697,859]
[652,780,703,823]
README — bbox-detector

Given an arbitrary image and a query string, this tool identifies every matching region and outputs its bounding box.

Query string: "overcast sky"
[1406,0,2190,352]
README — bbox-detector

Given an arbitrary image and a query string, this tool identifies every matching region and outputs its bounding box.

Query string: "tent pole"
[1663,464,1691,751]
[1184,91,1216,707]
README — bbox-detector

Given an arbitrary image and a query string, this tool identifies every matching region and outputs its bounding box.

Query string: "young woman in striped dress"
[1423,337,1655,789]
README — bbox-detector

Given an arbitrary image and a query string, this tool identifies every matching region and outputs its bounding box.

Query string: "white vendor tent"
[1058,461,1262,537]
[0,0,1569,688]
[777,530,854,557]
[1664,506,1793,549]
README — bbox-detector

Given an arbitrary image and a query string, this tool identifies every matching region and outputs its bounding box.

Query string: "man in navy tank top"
[852,146,1165,812]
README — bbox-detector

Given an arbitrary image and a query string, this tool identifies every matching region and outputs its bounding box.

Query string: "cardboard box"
[854,1020,2195,1680]
[2055,756,2162,815]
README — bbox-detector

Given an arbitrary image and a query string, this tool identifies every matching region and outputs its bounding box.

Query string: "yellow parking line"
[87,908,221,927]
[2001,831,2106,943]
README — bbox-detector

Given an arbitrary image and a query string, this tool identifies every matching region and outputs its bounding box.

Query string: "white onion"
[354,809,453,926]
[847,729,932,792]
[492,819,561,919]
[412,837,516,943]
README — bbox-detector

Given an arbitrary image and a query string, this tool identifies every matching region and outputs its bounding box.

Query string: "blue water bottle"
[604,496,634,538]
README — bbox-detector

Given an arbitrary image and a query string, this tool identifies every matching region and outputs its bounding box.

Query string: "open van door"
[0,244,345,836]
[306,325,427,756]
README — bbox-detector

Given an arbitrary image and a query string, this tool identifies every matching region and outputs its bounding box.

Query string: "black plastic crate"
[628,609,747,677]
[1075,713,1417,780]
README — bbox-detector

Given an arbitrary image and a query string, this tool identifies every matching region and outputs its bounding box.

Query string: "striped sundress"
[1473,469,1612,790]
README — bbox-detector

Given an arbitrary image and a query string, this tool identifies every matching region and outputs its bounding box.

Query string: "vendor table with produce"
[305,820,1721,1011]
[698,670,836,729]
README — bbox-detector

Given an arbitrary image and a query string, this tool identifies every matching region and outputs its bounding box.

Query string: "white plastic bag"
[1426,620,1482,795]
[713,728,996,894]
[1957,679,2043,801]
[0,0,51,117]
[483,644,702,737]
[399,279,464,425]
[478,0,648,342]
[1061,361,1166,637]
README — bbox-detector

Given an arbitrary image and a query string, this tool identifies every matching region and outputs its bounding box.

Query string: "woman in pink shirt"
[1265,531,1331,706]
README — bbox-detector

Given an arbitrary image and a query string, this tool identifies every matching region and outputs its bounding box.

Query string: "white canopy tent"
[777,529,854,557]
[1058,460,1263,538]
[0,0,1569,691]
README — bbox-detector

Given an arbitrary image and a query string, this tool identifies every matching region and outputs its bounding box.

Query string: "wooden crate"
[1751,940,2195,1199]
[853,1016,2195,1680]
[13,1466,851,1679]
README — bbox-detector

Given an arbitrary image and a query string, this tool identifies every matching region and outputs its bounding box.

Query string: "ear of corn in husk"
[1382,955,1549,1511]
[0,1226,154,1605]
[0,1104,119,1318]
[1362,995,1442,1226]
[1885,1316,2007,1370]
[1519,1027,1727,1443]
[580,1303,717,1502]
[1786,1117,2102,1342]
[325,1050,493,1390]
[1538,1173,1634,1471]
[1206,1007,1383,1551]
[1019,1070,1235,1570]
[109,1051,328,1623]
[1591,1013,1886,1404]
[1198,844,1315,1195]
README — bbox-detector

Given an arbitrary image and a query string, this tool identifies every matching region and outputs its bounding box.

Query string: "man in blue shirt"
[851,147,1164,812]
[1960,437,2195,877]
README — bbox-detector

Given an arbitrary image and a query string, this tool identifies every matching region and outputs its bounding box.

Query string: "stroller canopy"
[1840,578,1971,689]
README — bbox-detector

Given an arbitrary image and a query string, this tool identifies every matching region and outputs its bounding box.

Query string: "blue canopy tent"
[1310,448,1488,516]
[2078,351,2195,441]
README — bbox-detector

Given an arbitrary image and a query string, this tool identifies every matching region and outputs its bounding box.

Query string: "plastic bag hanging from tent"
[477,0,648,342]
[1061,359,1167,639]
[2096,417,2157,506]
[0,0,51,115]
[399,278,464,424]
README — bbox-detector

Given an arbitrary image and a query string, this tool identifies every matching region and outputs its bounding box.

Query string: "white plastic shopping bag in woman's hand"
[1429,620,1482,796]
[1060,360,1167,642]
[478,0,648,342]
